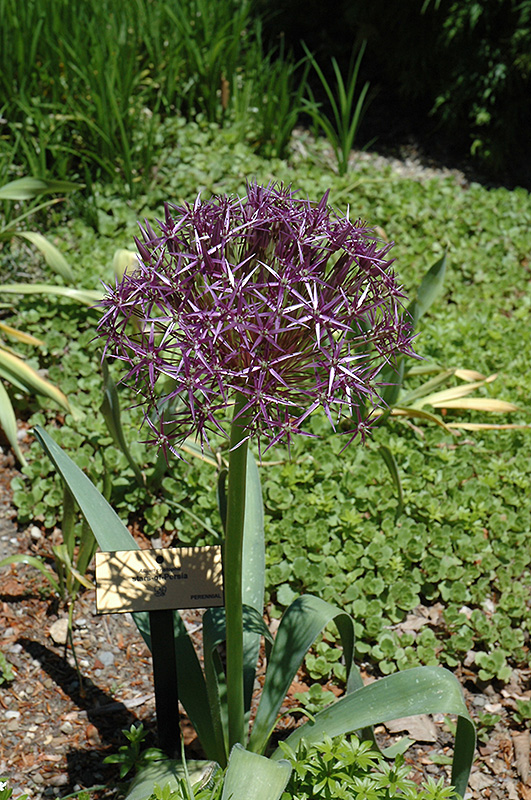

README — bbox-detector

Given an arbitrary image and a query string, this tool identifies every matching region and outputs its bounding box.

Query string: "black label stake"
[149,608,180,758]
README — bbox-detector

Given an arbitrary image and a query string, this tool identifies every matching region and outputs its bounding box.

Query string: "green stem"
[225,392,250,748]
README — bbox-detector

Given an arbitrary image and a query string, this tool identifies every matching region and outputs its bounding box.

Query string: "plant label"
[95,545,223,613]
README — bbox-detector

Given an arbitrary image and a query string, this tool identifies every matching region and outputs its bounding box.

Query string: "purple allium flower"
[98,183,415,456]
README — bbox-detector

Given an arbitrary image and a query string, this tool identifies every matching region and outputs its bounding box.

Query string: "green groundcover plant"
[34,184,475,798]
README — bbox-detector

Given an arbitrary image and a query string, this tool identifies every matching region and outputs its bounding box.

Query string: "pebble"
[75,617,88,629]
[60,721,74,735]
[95,650,115,667]
[29,526,42,541]
[3,627,14,637]
[5,710,20,721]
[48,618,69,646]
[49,775,68,788]
[8,643,22,654]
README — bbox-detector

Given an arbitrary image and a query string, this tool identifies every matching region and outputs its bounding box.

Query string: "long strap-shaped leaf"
[241,451,265,719]
[1,350,70,412]
[2,283,102,306]
[203,605,275,764]
[32,425,219,758]
[271,666,475,799]
[0,379,26,466]
[221,744,292,800]
[248,595,356,755]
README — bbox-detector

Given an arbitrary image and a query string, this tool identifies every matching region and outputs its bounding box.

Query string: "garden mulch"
[1,439,531,800]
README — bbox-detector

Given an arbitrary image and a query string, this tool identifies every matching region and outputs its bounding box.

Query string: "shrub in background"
[259,0,531,182]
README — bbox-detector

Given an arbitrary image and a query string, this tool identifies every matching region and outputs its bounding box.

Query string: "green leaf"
[2,284,102,305]
[272,666,475,799]
[33,425,220,759]
[242,450,266,718]
[33,425,137,551]
[377,445,404,518]
[0,379,26,466]
[13,231,75,283]
[202,604,275,764]
[0,553,61,595]
[0,177,78,200]
[0,349,70,412]
[248,595,356,755]
[408,253,447,329]
[100,361,145,486]
[125,760,219,800]
[221,744,292,800]
[132,609,221,763]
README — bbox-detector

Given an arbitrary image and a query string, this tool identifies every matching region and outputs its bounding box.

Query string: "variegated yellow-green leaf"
[388,406,455,433]
[2,283,102,306]
[447,422,531,431]
[0,349,70,411]
[432,398,520,412]
[0,380,26,466]
[13,231,75,283]
[0,320,44,346]
[0,553,60,593]
[453,368,487,382]
[414,376,497,408]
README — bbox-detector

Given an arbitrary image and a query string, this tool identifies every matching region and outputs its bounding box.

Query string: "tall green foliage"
[0,0,303,189]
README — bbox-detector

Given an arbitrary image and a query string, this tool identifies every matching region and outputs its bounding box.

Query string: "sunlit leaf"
[0,177,78,200]
[2,284,102,305]
[0,380,26,466]
[13,231,75,283]
[433,398,520,412]
[272,666,475,799]
[0,349,70,411]
[0,320,44,346]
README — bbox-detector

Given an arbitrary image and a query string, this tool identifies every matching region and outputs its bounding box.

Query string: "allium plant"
[98,182,414,748]
[37,184,474,797]
[98,182,414,456]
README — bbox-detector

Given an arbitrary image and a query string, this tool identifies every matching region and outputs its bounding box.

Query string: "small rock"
[8,643,22,654]
[86,723,102,746]
[95,650,115,667]
[49,775,68,788]
[29,525,42,541]
[75,617,88,629]
[49,618,69,646]
[3,627,14,637]
[5,710,20,719]
[60,721,74,735]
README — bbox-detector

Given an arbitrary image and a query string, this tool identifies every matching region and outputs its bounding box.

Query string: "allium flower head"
[98,183,414,456]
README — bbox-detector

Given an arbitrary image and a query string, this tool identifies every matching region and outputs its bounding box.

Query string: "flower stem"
[225,392,250,749]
